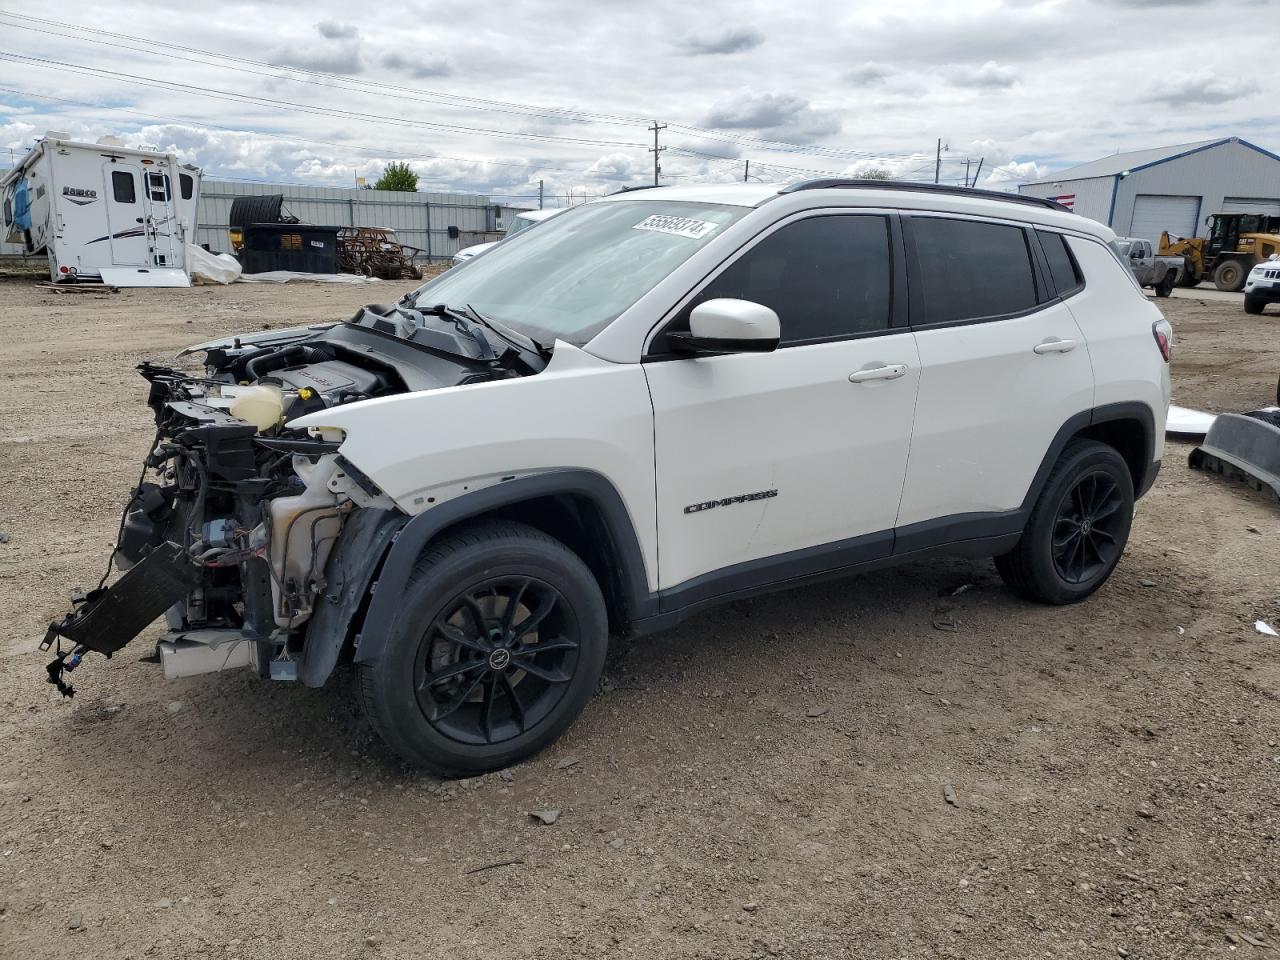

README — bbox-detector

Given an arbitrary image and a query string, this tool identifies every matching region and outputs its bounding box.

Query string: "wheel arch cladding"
[1075,404,1155,497]
[347,470,655,670]
[1020,402,1156,516]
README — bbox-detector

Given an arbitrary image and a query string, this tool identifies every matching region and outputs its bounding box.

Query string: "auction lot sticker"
[632,215,720,240]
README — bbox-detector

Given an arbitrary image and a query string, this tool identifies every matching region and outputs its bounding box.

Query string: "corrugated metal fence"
[198,180,500,261]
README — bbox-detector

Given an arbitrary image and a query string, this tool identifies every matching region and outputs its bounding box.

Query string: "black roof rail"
[609,184,668,195]
[778,178,1073,213]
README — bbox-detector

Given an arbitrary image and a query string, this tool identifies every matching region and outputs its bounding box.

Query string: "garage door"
[1222,197,1280,217]
[1128,195,1200,243]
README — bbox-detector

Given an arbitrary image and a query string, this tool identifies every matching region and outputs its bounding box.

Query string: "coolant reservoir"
[227,384,284,432]
[268,456,344,628]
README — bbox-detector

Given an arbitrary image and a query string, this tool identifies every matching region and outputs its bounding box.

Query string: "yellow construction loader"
[1159,212,1280,291]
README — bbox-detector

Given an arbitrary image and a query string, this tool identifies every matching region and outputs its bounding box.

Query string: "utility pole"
[964,158,971,188]
[971,157,984,188]
[934,138,946,184]
[648,121,667,186]
[743,159,750,183]
[538,179,544,210]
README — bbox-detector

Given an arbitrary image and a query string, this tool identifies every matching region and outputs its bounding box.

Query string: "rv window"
[179,174,193,200]
[112,171,136,204]
[147,172,169,202]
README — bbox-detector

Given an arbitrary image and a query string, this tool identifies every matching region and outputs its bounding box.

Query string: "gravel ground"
[1,279,1278,960]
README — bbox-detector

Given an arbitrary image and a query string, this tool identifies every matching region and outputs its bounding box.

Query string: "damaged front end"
[43,301,545,696]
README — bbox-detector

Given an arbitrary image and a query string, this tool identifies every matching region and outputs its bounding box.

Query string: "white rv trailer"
[1,134,202,286]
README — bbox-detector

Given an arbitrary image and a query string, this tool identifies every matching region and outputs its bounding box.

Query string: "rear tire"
[1244,296,1265,315]
[1214,259,1247,292]
[356,521,608,776]
[995,439,1134,605]
[1154,272,1174,298]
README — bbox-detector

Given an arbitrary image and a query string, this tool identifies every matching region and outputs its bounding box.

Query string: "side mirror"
[668,298,780,356]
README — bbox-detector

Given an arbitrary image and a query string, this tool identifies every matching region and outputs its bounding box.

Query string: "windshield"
[410,200,749,346]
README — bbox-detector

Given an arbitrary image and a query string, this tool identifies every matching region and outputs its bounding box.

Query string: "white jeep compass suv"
[44,180,1172,775]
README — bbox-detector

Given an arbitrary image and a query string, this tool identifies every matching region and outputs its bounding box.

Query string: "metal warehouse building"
[1018,136,1280,243]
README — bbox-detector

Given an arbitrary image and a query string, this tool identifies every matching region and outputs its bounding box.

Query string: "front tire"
[995,439,1134,605]
[1214,259,1247,292]
[357,521,608,776]
[1244,296,1265,315]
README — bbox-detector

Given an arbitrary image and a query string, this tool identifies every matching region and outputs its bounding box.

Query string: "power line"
[0,86,591,180]
[0,10,941,166]
[0,50,652,149]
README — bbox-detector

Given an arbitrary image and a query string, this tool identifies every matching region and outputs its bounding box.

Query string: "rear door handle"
[1033,338,1077,355]
[849,363,908,383]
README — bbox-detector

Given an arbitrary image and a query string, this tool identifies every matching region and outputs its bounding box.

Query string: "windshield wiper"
[461,303,550,362]
[418,303,497,359]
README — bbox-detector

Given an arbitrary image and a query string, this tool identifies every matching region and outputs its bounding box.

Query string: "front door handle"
[849,363,908,383]
[1033,337,1077,355]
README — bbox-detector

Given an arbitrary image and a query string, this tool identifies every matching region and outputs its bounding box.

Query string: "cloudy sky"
[1,0,1277,203]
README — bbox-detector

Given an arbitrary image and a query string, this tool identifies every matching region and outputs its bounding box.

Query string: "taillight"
[1152,320,1172,362]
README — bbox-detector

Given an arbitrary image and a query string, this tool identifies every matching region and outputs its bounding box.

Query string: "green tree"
[373,162,419,192]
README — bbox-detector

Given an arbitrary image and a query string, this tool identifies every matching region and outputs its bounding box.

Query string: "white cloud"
[982,159,1048,187]
[3,0,1279,202]
[316,21,359,40]
[1147,71,1259,105]
[703,91,841,143]
[584,152,637,180]
[678,28,764,55]
[950,61,1019,89]
[381,51,452,78]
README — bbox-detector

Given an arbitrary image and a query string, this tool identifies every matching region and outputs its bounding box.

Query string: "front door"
[644,212,920,604]
[102,163,147,266]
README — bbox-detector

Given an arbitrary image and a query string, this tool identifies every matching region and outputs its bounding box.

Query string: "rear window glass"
[111,170,136,204]
[179,173,193,200]
[912,218,1038,324]
[1039,230,1084,296]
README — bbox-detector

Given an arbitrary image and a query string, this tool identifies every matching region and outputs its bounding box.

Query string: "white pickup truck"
[1115,237,1183,297]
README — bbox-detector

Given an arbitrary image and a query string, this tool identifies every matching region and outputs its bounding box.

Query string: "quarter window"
[111,170,136,204]
[1038,230,1084,296]
[689,215,893,345]
[911,217,1038,324]
[179,173,194,200]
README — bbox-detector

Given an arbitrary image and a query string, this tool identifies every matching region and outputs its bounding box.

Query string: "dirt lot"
[1,279,1278,960]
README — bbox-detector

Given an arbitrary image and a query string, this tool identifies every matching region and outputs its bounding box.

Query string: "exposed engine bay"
[42,300,548,695]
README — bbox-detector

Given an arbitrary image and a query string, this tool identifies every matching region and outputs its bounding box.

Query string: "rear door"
[101,163,147,266]
[894,215,1095,548]
[644,211,921,599]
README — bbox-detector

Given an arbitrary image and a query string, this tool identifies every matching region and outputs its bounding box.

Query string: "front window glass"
[688,215,893,345]
[410,200,748,346]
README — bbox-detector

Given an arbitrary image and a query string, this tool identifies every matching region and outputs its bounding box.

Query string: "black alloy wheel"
[1050,470,1126,585]
[357,520,608,776]
[413,576,580,746]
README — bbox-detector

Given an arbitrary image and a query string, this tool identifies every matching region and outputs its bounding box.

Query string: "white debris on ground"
[185,244,242,285]
[1166,404,1217,437]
